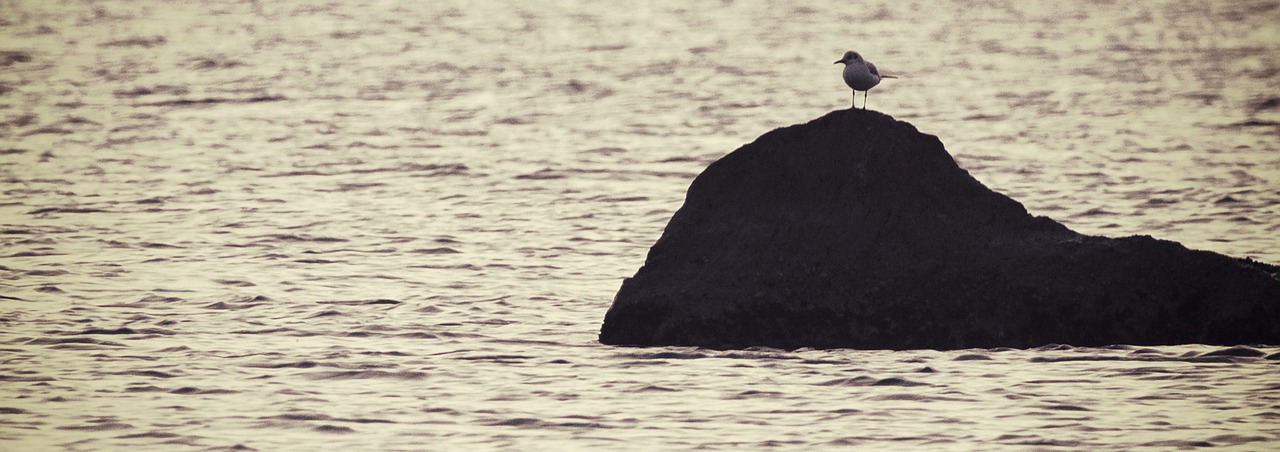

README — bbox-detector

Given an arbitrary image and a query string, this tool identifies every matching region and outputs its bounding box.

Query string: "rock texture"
[599,109,1280,350]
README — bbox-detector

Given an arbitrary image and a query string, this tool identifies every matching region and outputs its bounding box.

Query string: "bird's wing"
[868,62,899,78]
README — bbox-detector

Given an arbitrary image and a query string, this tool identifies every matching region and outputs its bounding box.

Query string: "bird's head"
[834,51,862,65]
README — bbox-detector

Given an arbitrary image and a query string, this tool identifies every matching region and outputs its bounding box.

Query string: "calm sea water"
[2,1,1279,450]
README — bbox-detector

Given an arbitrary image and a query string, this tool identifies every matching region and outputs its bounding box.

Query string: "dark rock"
[598,109,1280,350]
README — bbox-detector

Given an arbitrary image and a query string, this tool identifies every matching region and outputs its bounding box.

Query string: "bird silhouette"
[834,51,897,109]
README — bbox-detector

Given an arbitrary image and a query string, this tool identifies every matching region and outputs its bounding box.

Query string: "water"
[2,0,1278,450]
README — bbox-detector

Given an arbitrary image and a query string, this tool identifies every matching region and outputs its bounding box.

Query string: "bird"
[834,51,896,110]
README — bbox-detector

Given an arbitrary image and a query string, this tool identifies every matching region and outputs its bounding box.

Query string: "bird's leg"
[863,91,869,110]
[851,90,857,109]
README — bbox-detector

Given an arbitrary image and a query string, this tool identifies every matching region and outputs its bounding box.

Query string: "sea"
[2,1,1278,450]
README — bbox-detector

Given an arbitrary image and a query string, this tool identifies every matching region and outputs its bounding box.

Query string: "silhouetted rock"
[599,109,1280,350]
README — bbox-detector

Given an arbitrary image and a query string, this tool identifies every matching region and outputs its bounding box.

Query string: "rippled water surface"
[2,1,1279,450]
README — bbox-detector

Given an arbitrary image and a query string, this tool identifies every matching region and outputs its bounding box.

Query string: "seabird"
[834,51,896,109]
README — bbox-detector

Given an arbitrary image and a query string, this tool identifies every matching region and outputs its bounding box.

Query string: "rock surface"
[599,109,1280,350]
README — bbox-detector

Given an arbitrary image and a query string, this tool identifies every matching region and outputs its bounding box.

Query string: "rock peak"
[600,111,1280,350]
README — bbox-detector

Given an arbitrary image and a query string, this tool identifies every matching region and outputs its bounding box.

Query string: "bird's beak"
[833,60,841,64]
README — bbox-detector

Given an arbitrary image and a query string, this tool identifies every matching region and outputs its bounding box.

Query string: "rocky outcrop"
[599,109,1280,350]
